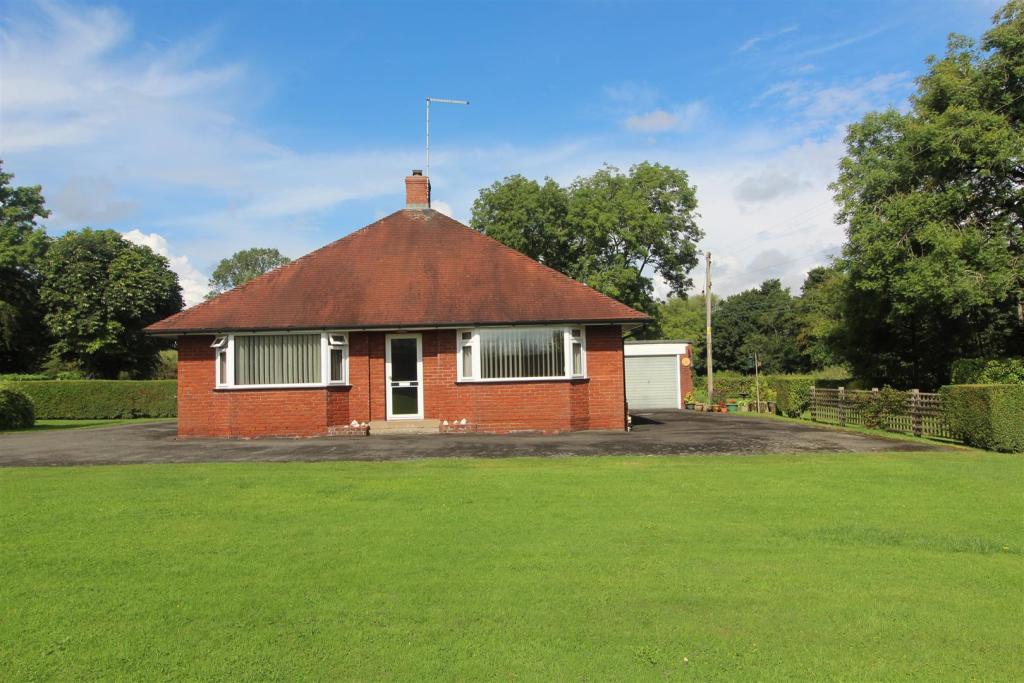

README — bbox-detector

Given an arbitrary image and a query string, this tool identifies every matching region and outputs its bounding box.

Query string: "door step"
[369,419,441,436]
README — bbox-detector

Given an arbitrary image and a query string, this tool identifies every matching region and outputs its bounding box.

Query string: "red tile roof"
[147,209,650,334]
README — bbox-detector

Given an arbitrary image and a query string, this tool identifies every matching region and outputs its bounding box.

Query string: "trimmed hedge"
[2,380,177,419]
[769,376,815,417]
[940,384,1024,453]
[950,358,1024,385]
[0,387,35,430]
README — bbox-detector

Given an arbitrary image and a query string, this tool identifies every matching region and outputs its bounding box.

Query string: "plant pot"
[695,404,705,412]
[726,404,739,413]
[685,402,695,410]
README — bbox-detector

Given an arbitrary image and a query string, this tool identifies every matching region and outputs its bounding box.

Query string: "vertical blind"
[234,334,321,385]
[480,328,564,379]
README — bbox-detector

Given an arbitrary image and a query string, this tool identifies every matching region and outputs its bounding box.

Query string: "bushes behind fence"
[939,384,1024,453]
[1,380,177,419]
[950,358,1024,385]
[0,387,35,430]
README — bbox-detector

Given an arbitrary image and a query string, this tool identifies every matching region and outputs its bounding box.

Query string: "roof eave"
[145,315,651,337]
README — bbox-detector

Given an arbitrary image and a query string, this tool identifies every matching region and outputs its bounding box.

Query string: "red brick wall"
[680,344,694,405]
[176,325,627,438]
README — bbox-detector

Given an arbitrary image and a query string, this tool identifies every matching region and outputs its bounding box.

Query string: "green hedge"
[950,358,1024,385]
[0,387,35,430]
[692,372,750,401]
[1,380,177,419]
[940,384,1024,453]
[769,376,816,417]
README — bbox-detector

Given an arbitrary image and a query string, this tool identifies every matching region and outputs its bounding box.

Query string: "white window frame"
[456,325,587,383]
[325,332,349,385]
[213,330,350,390]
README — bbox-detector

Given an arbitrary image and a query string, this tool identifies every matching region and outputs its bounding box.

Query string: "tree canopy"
[208,247,291,297]
[831,0,1024,387]
[654,294,716,372]
[41,229,184,378]
[0,162,51,372]
[471,163,702,315]
[711,279,811,375]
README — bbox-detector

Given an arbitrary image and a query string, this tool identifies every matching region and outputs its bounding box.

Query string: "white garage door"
[625,355,679,410]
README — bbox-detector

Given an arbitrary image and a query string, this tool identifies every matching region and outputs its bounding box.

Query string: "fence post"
[810,386,817,422]
[911,389,922,437]
[838,386,846,427]
[872,387,880,429]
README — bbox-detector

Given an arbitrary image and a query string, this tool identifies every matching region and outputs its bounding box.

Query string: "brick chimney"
[405,170,430,209]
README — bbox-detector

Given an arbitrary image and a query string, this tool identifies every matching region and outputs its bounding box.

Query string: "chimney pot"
[405,170,430,209]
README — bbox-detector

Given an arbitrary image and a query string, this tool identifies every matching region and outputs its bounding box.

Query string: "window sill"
[215,383,351,391]
[456,376,588,385]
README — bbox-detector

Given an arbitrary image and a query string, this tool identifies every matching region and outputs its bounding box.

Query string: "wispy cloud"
[753,72,911,128]
[736,24,798,53]
[793,26,891,59]
[623,102,706,134]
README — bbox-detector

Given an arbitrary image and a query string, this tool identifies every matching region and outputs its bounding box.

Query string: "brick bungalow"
[146,171,650,438]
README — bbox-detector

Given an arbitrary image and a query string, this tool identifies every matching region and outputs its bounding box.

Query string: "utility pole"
[705,251,713,403]
[754,352,761,413]
[426,97,469,178]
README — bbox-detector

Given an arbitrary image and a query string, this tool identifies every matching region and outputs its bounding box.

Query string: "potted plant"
[684,391,696,410]
[726,398,739,413]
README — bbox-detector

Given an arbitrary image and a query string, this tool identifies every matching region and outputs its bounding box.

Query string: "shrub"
[693,371,749,400]
[5,380,177,419]
[950,358,1024,385]
[940,384,1024,453]
[0,387,35,430]
[769,376,814,417]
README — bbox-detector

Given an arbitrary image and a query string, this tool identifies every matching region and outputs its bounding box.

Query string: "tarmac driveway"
[0,410,952,467]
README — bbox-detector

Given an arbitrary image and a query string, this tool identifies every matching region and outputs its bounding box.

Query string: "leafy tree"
[472,163,702,315]
[0,163,51,372]
[832,1,1024,388]
[40,229,184,378]
[208,247,291,297]
[655,294,717,372]
[794,265,846,369]
[713,279,810,374]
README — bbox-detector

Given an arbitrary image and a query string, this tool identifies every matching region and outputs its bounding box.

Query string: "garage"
[624,341,691,410]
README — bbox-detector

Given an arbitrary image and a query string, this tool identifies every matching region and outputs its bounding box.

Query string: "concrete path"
[0,411,953,467]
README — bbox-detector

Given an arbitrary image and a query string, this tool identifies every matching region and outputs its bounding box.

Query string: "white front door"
[385,333,423,419]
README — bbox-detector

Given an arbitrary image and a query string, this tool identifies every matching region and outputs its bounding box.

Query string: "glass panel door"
[387,335,422,418]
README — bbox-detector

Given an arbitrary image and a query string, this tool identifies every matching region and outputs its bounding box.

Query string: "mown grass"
[3,417,175,433]
[2,452,1021,680]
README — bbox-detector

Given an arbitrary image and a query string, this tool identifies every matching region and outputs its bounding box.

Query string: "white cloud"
[736,25,798,53]
[122,229,209,306]
[753,72,911,129]
[624,102,705,134]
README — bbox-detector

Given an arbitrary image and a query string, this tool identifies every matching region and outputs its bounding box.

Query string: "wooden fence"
[810,387,953,440]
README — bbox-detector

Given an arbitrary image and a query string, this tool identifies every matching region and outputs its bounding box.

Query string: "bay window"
[457,326,586,381]
[213,332,348,388]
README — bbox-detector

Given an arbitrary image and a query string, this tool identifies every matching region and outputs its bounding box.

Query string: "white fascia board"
[624,342,689,357]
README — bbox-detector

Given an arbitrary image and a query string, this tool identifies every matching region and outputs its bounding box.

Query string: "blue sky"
[1,0,1001,304]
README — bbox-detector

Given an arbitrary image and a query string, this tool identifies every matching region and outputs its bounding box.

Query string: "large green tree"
[655,294,717,372]
[832,1,1024,388]
[712,279,810,374]
[41,229,184,378]
[794,265,846,370]
[0,163,51,372]
[207,247,291,297]
[471,163,702,316]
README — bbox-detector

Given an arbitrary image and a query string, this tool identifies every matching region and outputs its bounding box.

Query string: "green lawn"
[5,417,175,433]
[2,453,1021,680]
